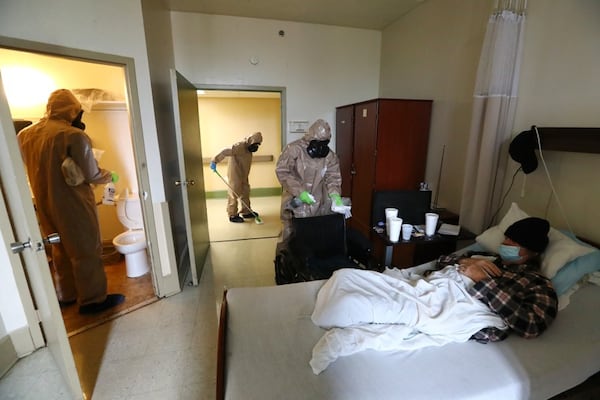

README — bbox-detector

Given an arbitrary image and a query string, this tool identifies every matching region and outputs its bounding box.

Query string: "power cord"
[533,126,574,234]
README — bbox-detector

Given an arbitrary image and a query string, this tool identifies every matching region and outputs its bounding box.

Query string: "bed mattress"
[223,277,600,400]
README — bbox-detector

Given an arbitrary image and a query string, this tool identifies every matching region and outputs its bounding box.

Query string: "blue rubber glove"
[111,171,119,183]
[329,193,343,206]
[210,161,217,172]
[299,191,316,205]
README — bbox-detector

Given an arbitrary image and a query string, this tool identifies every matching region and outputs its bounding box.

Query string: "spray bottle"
[102,172,119,205]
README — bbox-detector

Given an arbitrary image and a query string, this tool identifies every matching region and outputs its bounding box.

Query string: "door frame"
[0,35,173,296]
[196,84,287,148]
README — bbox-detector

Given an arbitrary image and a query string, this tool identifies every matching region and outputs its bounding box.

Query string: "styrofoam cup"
[385,208,398,219]
[388,217,403,242]
[425,213,439,236]
[402,224,413,241]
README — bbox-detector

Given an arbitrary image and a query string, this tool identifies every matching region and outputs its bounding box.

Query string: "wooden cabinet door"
[375,99,432,190]
[350,100,378,236]
[335,105,354,197]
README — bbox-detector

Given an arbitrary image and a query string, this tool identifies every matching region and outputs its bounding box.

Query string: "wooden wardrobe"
[336,98,433,237]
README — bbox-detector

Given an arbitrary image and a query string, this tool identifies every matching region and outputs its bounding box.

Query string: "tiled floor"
[0,196,282,400]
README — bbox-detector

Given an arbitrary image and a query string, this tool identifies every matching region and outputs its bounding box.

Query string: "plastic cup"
[402,224,413,241]
[388,217,402,242]
[425,213,439,236]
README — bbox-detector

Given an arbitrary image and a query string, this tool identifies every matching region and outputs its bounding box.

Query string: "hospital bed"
[217,226,600,399]
[217,127,600,399]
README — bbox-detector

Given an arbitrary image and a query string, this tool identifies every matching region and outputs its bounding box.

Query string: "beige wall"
[0,49,126,120]
[199,95,281,192]
[170,12,382,148]
[380,0,600,243]
[505,0,600,243]
[380,0,492,213]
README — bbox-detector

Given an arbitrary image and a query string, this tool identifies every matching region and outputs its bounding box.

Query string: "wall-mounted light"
[0,65,56,118]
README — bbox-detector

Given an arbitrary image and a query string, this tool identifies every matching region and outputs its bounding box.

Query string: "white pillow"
[475,202,593,278]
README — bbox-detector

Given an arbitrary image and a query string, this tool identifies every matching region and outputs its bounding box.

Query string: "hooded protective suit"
[18,89,112,306]
[212,132,263,217]
[276,119,342,241]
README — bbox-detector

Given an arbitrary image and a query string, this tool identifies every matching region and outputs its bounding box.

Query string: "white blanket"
[310,266,507,374]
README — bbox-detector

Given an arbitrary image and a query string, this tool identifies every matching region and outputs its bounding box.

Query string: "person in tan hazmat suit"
[210,132,263,222]
[18,89,124,314]
[275,119,343,242]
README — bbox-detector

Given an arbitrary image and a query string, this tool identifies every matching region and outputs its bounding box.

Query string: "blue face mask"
[498,244,522,262]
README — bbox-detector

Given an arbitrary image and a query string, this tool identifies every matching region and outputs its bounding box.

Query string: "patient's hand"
[458,258,502,282]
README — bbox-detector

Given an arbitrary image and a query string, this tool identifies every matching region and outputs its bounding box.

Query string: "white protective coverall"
[18,89,112,305]
[212,132,263,217]
[275,119,342,241]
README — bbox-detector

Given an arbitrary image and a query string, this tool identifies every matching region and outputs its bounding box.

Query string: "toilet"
[112,192,149,278]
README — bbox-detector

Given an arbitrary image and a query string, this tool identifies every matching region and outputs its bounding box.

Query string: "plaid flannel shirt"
[436,252,558,343]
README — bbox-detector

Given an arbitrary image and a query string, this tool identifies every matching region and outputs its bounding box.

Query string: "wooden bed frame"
[216,127,600,399]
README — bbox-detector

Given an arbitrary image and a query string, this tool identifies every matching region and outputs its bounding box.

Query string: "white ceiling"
[165,0,427,30]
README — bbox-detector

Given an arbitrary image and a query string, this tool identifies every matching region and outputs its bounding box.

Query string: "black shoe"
[58,299,77,308]
[229,215,244,223]
[79,294,125,315]
[242,212,258,219]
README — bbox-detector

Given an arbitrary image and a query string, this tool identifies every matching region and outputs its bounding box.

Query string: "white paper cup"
[385,208,399,235]
[425,213,439,236]
[402,224,413,241]
[388,217,402,242]
[386,216,402,236]
[385,208,398,219]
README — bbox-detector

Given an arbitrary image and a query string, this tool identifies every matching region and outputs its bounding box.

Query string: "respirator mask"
[248,143,260,153]
[306,139,330,158]
[72,110,86,130]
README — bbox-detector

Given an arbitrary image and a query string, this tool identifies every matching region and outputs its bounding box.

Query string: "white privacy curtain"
[459,3,526,233]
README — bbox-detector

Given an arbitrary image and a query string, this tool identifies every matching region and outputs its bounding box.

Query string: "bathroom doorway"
[0,47,157,335]
[197,88,285,242]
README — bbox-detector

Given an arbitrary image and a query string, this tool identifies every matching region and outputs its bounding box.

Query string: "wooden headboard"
[533,126,600,154]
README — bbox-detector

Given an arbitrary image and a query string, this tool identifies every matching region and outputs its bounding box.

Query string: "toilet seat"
[113,191,149,278]
[116,192,144,230]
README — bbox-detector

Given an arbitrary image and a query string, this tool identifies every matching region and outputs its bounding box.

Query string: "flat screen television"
[371,190,432,227]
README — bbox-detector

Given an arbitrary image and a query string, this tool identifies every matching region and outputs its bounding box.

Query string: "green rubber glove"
[111,171,119,183]
[329,193,343,207]
[299,191,316,205]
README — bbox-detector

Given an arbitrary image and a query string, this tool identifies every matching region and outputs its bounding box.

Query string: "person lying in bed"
[435,216,558,342]
[310,217,558,374]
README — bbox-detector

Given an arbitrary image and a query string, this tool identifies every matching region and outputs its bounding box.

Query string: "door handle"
[11,239,32,254]
[11,233,61,254]
[44,233,61,245]
[175,179,195,187]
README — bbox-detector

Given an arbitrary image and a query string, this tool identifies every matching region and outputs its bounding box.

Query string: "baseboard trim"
[0,335,18,378]
[9,326,35,357]
[206,187,282,199]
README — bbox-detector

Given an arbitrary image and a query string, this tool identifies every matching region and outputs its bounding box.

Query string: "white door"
[0,77,82,398]
[169,70,210,286]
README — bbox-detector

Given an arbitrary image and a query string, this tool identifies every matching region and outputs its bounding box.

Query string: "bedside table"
[371,221,475,268]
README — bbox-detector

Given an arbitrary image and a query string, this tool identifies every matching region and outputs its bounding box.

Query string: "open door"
[0,77,82,398]
[169,70,210,286]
